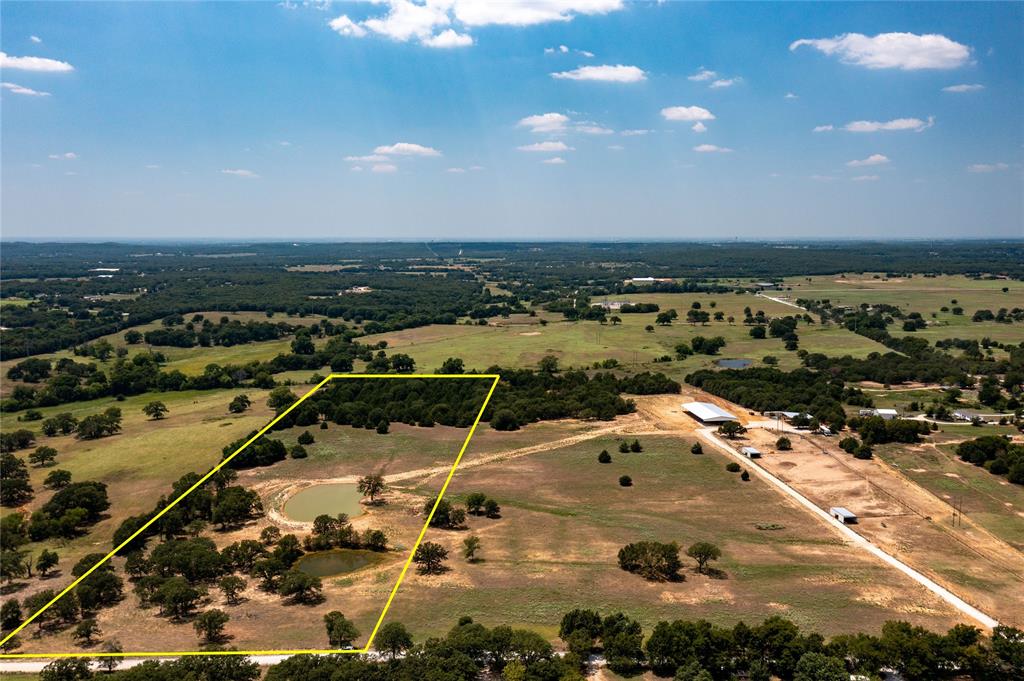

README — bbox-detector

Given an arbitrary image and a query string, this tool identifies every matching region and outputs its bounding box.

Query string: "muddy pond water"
[283,482,363,523]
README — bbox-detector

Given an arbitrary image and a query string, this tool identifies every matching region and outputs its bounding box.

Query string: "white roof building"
[830,507,857,524]
[740,446,762,458]
[874,408,899,420]
[683,401,738,423]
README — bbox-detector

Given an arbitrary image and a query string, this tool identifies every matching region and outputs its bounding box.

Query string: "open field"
[742,427,1024,627]
[0,389,274,607]
[876,436,1024,553]
[364,292,888,376]
[778,274,1024,344]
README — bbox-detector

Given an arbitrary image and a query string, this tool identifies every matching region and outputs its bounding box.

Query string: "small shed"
[874,408,899,420]
[740,446,762,459]
[829,507,857,524]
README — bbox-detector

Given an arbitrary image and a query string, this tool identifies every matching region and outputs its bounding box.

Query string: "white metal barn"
[683,402,738,423]
[830,507,857,524]
[740,446,762,458]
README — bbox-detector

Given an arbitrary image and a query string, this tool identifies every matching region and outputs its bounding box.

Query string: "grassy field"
[0,388,274,607]
[876,438,1024,552]
[777,274,1024,344]
[386,434,965,640]
[364,292,888,377]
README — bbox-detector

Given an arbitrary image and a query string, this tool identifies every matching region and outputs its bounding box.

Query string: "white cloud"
[810,174,836,181]
[469,165,484,171]
[545,45,570,54]
[344,154,390,163]
[144,164,161,170]
[844,116,934,133]
[350,165,364,172]
[48,152,77,160]
[453,1,623,27]
[851,175,880,181]
[2,81,50,96]
[620,129,650,136]
[789,32,970,70]
[30,35,42,44]
[576,123,614,135]
[446,167,466,173]
[693,144,732,153]
[518,141,573,152]
[688,68,717,82]
[691,122,707,133]
[813,124,834,132]
[710,77,741,88]
[372,163,398,173]
[784,92,799,99]
[328,15,368,37]
[0,51,74,72]
[361,0,450,42]
[579,50,594,58]
[607,144,624,151]
[517,112,570,133]
[422,29,473,48]
[661,105,715,122]
[541,156,567,164]
[221,169,259,178]
[847,153,890,167]
[551,64,646,82]
[967,162,1009,173]
[278,141,292,147]
[942,83,984,93]
[374,142,441,156]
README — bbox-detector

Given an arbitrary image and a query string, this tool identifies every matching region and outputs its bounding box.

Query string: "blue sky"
[1,1,1021,240]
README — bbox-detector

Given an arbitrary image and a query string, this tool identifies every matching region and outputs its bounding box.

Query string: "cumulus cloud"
[541,156,567,164]
[620,129,650,136]
[422,29,473,48]
[30,35,42,43]
[693,144,732,153]
[221,169,259,178]
[847,153,890,167]
[710,77,741,88]
[691,122,707,133]
[785,92,799,99]
[967,162,1009,173]
[0,51,74,72]
[374,142,441,156]
[789,32,970,70]
[350,165,364,172]
[851,175,880,181]
[661,105,715,122]
[518,141,573,152]
[688,68,717,82]
[844,116,934,133]
[344,154,390,163]
[328,1,623,47]
[372,163,398,173]
[517,112,570,133]
[328,15,368,37]
[813,125,834,132]
[551,64,646,82]
[545,45,570,54]
[48,152,77,160]
[2,81,50,96]
[942,83,984,93]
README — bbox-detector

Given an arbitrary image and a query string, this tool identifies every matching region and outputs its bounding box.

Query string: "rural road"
[697,427,1000,630]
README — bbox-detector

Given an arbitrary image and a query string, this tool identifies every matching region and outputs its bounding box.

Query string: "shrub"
[725,462,741,473]
[598,450,612,464]
[618,475,633,487]
[690,442,703,455]
[776,437,792,451]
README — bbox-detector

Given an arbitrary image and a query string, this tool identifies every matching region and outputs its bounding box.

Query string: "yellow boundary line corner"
[1,373,501,660]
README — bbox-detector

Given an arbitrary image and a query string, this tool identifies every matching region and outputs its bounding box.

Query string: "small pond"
[716,358,753,369]
[283,483,363,523]
[295,549,388,578]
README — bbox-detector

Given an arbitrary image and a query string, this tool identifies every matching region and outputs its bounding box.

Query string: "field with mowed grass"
[363,292,887,376]
[385,434,966,640]
[876,437,1024,552]
[777,273,1024,345]
[0,388,274,606]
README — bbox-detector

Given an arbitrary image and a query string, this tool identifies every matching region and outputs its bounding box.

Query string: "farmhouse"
[830,507,857,524]
[740,446,762,459]
[624,277,673,285]
[683,401,738,424]
[597,300,629,311]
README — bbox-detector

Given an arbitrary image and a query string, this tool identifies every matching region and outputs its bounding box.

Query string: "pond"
[715,358,753,369]
[283,483,363,523]
[295,549,388,578]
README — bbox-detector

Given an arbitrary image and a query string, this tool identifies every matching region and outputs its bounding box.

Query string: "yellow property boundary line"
[1,373,501,659]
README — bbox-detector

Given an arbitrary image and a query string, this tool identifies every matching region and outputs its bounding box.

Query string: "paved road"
[697,426,1000,630]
